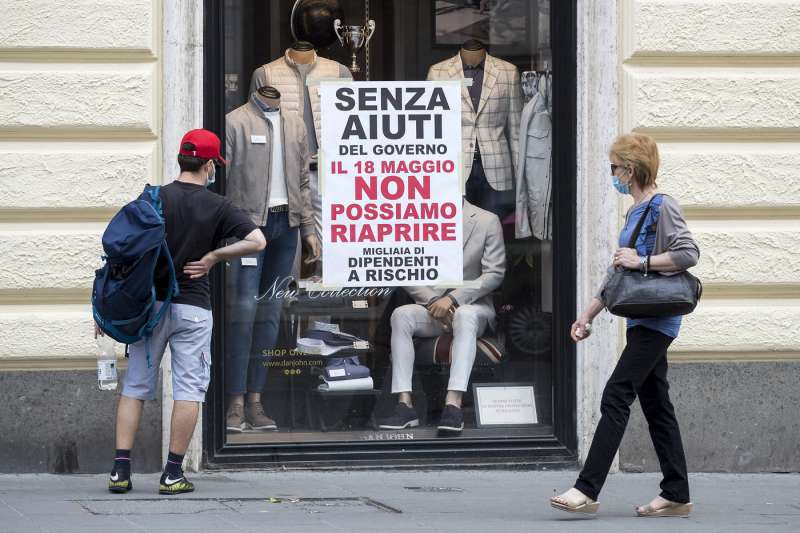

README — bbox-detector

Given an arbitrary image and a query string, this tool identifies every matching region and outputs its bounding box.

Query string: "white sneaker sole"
[226,423,245,433]
[378,419,420,430]
[246,423,278,431]
[437,423,464,432]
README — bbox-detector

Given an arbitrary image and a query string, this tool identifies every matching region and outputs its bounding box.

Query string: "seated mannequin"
[379,199,506,434]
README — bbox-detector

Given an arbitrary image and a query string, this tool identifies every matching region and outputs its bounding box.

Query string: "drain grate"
[404,486,465,493]
[73,497,401,516]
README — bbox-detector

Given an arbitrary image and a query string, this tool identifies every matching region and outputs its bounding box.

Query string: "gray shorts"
[122,302,213,402]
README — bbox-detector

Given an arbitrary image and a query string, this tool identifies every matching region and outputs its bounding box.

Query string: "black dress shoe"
[437,404,464,433]
[378,403,420,430]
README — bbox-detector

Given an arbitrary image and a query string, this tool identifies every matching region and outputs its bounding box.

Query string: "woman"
[550,133,699,517]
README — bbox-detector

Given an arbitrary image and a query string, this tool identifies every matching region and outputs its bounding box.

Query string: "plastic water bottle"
[97,336,118,391]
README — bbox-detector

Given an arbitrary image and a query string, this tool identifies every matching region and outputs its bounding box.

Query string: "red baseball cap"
[179,129,227,165]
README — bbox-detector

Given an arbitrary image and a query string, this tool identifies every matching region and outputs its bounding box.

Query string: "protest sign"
[319,81,463,287]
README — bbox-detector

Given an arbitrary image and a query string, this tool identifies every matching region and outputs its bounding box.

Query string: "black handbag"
[602,195,702,319]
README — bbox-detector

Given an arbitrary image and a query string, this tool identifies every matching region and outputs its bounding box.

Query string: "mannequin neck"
[460,48,486,67]
[288,47,315,65]
[253,91,280,111]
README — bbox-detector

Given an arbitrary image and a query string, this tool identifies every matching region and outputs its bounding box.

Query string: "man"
[97,129,266,495]
[380,199,506,434]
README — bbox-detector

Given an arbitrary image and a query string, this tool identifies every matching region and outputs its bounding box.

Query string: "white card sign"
[473,384,537,427]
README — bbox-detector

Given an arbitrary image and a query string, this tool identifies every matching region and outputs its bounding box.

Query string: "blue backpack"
[92,185,179,365]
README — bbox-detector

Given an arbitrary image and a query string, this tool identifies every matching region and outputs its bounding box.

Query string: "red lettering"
[354,175,377,200]
[441,223,456,241]
[331,225,346,242]
[407,175,430,200]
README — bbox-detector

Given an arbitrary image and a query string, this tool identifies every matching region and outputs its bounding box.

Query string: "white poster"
[474,385,538,427]
[319,81,463,287]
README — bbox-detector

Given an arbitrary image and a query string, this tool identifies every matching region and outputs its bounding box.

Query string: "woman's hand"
[570,316,593,342]
[184,252,219,279]
[613,247,641,270]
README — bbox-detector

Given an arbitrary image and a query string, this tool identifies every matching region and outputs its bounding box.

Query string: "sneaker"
[245,402,278,430]
[378,403,420,430]
[108,470,132,493]
[437,405,464,433]
[159,472,195,495]
[226,403,245,433]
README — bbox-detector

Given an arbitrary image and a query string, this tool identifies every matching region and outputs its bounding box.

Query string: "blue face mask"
[206,164,216,187]
[612,174,631,195]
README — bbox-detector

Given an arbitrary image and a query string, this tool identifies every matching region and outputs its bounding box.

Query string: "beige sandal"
[636,501,692,517]
[550,494,600,515]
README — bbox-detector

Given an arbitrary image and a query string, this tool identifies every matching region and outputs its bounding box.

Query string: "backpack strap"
[626,194,662,249]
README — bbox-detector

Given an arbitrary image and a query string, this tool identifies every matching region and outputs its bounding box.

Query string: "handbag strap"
[626,194,661,249]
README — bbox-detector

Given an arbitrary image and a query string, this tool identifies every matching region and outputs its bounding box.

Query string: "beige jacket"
[249,49,351,149]
[224,94,313,235]
[427,53,522,191]
[405,200,506,323]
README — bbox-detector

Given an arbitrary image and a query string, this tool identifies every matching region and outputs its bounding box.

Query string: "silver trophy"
[334,18,376,74]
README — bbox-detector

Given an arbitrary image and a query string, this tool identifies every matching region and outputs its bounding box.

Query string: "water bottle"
[97,336,118,391]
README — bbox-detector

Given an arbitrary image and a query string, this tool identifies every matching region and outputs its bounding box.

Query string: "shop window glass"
[221,0,555,446]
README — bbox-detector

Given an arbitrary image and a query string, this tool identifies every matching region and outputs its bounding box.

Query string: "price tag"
[329,368,346,378]
[353,341,370,350]
[352,300,368,309]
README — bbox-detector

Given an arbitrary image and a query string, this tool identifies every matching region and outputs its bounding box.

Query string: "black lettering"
[429,88,450,110]
[359,87,377,110]
[342,115,366,139]
[348,270,360,282]
[336,88,355,111]
[406,87,425,110]
[382,87,402,110]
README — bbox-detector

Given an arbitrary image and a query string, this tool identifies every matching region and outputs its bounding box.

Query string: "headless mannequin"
[230,85,320,412]
[400,40,487,411]
[288,40,315,65]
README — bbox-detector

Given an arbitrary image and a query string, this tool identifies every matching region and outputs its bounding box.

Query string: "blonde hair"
[608,133,660,189]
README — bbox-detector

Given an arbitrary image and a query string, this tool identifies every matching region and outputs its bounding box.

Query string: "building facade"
[0,0,797,473]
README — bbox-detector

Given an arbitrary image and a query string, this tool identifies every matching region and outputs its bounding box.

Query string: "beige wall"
[0,1,161,369]
[619,0,800,363]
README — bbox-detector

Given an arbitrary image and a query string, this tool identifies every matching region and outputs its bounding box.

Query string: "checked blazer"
[427,53,522,192]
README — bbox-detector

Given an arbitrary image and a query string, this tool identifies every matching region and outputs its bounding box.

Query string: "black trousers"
[575,326,690,503]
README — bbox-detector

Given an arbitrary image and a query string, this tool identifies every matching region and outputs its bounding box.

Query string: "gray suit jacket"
[405,200,506,321]
[225,94,313,235]
[515,92,552,240]
[427,53,522,191]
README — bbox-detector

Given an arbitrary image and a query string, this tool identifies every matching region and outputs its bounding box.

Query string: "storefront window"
[212,0,565,458]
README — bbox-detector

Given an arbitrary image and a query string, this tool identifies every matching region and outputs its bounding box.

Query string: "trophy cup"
[333,19,376,74]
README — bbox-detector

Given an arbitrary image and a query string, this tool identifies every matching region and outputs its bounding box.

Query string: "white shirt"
[264,110,288,207]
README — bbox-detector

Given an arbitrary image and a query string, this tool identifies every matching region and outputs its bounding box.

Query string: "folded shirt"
[312,321,340,333]
[304,329,366,347]
[296,328,370,355]
[323,356,371,381]
[318,376,374,392]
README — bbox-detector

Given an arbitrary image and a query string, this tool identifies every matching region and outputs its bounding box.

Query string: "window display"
[217,0,557,451]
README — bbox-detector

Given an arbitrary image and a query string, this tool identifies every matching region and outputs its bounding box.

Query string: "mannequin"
[379,199,506,434]
[249,43,352,268]
[223,85,318,432]
[426,39,521,219]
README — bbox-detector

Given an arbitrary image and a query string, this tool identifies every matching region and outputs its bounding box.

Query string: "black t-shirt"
[154,181,256,309]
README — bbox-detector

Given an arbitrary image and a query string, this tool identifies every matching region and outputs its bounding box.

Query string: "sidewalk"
[0,470,797,532]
